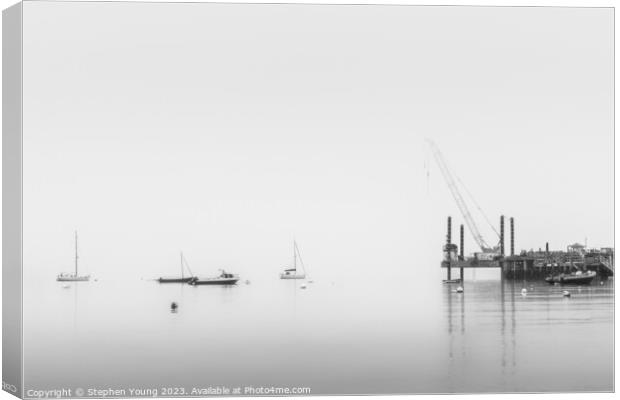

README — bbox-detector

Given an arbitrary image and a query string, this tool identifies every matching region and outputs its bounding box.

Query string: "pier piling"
[510,217,515,257]
[500,215,505,256]
[446,217,452,280]
[460,224,464,281]
[459,225,464,260]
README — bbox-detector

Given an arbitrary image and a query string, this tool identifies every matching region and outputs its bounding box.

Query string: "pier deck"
[442,256,613,280]
[440,215,613,282]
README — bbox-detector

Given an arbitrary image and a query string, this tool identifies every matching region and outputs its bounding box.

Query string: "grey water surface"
[23,270,613,395]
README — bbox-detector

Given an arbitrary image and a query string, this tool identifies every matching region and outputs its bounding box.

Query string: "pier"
[441,215,614,281]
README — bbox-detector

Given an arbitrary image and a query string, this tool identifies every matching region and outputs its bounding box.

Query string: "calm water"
[23,271,613,395]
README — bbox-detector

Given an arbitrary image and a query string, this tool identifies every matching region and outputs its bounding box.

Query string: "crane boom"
[426,139,493,252]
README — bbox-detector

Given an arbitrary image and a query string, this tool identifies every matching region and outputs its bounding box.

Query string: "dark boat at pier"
[545,270,596,285]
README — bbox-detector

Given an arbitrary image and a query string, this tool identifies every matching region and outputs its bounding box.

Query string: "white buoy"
[455,286,464,293]
[521,288,527,295]
[562,290,571,297]
[300,284,307,289]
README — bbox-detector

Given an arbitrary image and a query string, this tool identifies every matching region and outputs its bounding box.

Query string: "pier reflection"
[444,274,613,392]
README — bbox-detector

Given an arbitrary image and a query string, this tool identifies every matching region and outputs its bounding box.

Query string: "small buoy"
[171,302,178,310]
[94,278,98,282]
[521,288,527,295]
[62,285,70,289]
[308,280,314,284]
[455,286,464,293]
[300,284,307,289]
[245,280,251,285]
[600,281,605,285]
[562,291,571,297]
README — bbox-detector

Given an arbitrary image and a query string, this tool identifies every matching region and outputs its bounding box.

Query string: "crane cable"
[452,169,500,239]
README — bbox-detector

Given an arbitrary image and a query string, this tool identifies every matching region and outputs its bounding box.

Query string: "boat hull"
[57,276,90,282]
[189,278,239,285]
[158,277,196,283]
[280,273,306,279]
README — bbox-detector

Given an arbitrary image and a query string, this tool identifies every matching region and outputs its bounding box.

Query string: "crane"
[426,139,497,253]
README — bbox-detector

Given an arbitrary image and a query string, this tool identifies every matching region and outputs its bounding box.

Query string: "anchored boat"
[57,231,90,282]
[545,270,596,285]
[188,270,239,285]
[158,252,197,283]
[280,240,307,279]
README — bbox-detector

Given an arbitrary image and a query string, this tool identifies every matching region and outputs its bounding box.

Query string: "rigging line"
[449,165,500,239]
[294,241,306,273]
[182,254,194,276]
[425,160,430,196]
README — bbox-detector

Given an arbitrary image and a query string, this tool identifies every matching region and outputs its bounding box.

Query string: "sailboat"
[280,241,306,279]
[158,252,197,283]
[57,231,90,282]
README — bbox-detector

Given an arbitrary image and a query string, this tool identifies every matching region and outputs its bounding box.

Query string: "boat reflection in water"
[442,270,612,392]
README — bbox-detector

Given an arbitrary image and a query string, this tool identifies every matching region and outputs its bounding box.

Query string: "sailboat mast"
[74,231,78,276]
[181,252,184,279]
[293,240,297,270]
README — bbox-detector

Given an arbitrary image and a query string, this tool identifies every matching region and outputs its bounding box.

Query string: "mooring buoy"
[171,302,178,310]
[562,291,570,297]
[455,286,464,293]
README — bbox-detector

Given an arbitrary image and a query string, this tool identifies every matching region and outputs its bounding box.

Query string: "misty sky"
[21,3,613,281]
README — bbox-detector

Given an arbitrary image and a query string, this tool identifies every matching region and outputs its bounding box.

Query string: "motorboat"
[188,270,239,285]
